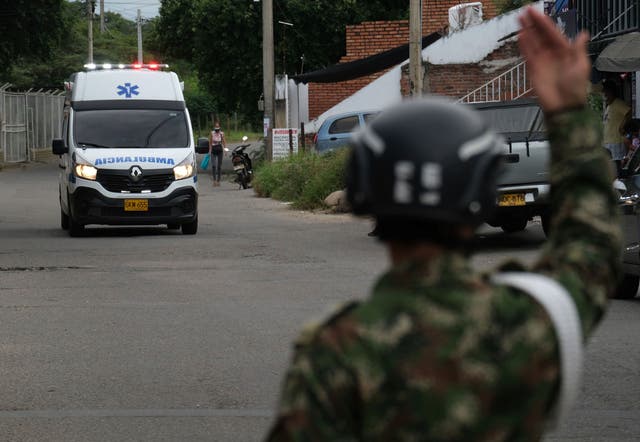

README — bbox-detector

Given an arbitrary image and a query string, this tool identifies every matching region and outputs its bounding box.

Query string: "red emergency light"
[83,63,170,71]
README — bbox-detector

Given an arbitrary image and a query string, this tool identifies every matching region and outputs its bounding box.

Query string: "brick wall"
[400,41,522,99]
[309,1,501,120]
[309,20,409,119]
[424,0,498,33]
[342,20,410,61]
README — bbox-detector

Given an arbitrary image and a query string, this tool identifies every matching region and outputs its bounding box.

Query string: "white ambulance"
[52,64,209,236]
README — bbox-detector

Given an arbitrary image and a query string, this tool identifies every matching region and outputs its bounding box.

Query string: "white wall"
[288,80,308,130]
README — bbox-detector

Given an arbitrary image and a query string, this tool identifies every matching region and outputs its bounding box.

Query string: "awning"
[291,31,442,84]
[595,32,640,72]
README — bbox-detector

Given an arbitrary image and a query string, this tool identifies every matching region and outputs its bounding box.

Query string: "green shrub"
[253,149,350,210]
[294,149,349,210]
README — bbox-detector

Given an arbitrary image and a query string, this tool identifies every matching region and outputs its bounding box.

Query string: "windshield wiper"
[144,115,177,147]
[77,141,112,149]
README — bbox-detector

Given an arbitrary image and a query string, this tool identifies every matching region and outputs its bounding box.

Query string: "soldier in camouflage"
[266,8,621,441]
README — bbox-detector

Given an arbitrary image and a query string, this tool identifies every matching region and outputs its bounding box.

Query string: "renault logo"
[129,166,143,182]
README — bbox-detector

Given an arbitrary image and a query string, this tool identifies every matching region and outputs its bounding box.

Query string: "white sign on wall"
[272,128,299,160]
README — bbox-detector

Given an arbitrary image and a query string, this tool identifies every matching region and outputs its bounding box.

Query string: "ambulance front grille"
[96,169,174,193]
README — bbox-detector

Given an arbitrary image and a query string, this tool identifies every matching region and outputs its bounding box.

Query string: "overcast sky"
[102,0,160,21]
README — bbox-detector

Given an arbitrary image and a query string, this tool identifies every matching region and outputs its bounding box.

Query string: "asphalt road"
[0,161,638,441]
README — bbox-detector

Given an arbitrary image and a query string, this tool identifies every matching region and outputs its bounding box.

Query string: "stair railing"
[457,60,532,103]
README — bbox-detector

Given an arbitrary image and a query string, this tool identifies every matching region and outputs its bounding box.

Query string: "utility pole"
[87,0,94,63]
[100,0,105,33]
[409,0,423,96]
[137,9,143,63]
[262,0,275,161]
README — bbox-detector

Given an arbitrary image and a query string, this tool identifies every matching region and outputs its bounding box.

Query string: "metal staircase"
[458,60,533,103]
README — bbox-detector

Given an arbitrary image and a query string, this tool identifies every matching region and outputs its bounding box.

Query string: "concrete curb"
[0,162,28,171]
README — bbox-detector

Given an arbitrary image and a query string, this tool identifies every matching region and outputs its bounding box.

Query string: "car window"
[363,113,379,124]
[329,116,360,134]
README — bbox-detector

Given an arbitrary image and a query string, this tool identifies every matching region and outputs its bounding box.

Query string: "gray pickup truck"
[468,99,551,235]
[470,99,638,299]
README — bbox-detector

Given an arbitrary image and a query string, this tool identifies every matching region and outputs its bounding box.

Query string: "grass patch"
[193,130,263,143]
[253,149,350,210]
[224,131,264,143]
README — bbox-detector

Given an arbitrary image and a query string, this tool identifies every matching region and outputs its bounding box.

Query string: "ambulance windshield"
[74,109,189,148]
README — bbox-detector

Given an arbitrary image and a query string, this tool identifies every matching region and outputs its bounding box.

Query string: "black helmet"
[346,96,504,232]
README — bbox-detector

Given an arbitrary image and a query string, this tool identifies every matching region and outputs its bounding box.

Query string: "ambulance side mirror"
[52,138,68,155]
[196,137,210,154]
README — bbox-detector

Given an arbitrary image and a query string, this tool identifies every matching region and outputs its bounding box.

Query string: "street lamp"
[277,20,294,74]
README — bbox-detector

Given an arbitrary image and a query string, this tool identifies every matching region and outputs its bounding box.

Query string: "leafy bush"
[295,149,350,210]
[493,0,534,14]
[253,149,350,210]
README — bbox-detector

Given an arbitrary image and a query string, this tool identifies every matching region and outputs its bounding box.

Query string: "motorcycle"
[226,136,253,189]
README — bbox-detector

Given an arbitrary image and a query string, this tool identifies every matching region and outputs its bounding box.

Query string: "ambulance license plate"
[124,199,148,211]
[498,193,526,207]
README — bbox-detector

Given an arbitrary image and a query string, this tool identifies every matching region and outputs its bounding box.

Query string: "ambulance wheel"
[182,217,198,235]
[61,208,69,230]
[68,215,85,237]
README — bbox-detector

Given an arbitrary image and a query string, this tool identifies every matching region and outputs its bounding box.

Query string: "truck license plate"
[124,199,148,211]
[498,193,526,207]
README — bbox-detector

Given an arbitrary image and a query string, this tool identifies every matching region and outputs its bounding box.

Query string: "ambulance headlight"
[173,155,195,180]
[74,163,98,180]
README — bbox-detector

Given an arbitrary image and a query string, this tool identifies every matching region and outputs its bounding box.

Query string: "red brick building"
[308,1,501,119]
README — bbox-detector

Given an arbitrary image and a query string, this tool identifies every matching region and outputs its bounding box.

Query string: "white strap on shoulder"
[491,272,583,429]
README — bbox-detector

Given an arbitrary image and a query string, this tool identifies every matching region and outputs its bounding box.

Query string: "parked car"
[314,110,380,153]
[615,176,640,299]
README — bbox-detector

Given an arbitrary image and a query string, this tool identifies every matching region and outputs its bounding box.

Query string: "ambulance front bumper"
[68,187,197,226]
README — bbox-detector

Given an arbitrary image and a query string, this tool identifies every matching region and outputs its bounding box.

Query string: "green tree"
[156,0,409,126]
[493,0,534,14]
[156,0,206,60]
[0,0,65,76]
[4,2,163,89]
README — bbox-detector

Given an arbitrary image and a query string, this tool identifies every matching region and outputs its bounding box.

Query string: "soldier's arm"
[533,108,621,336]
[517,8,621,337]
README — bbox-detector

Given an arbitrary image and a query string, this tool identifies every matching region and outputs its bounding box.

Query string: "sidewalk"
[0,157,58,172]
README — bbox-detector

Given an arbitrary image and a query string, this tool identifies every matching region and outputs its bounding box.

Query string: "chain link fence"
[0,83,65,164]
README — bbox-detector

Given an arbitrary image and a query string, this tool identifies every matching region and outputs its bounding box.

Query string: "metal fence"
[0,83,65,163]
[576,0,640,40]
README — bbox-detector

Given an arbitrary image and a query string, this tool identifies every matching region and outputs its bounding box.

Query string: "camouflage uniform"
[265,108,622,441]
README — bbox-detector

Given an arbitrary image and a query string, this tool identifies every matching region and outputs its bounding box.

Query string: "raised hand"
[518,7,590,113]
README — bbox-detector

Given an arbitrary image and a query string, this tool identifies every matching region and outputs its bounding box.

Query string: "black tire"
[500,218,528,233]
[181,217,198,235]
[67,193,85,237]
[240,173,248,189]
[68,214,85,237]
[61,207,69,230]
[541,213,551,237]
[614,274,639,299]
[167,223,180,230]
